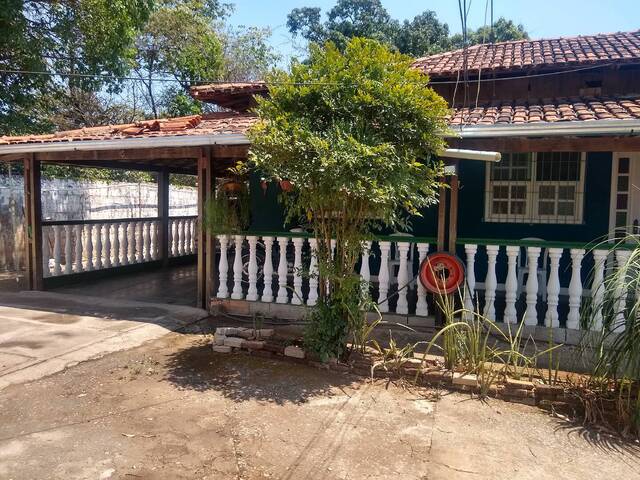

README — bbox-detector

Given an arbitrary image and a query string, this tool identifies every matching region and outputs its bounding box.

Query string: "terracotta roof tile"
[413,31,640,77]
[448,95,640,125]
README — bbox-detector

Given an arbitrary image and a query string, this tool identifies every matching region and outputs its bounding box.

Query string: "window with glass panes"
[485,152,585,223]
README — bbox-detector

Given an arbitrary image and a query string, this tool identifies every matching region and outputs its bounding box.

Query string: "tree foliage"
[287,0,528,57]
[247,38,449,358]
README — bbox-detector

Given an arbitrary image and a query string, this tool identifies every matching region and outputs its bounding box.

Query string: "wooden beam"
[448,173,459,253]
[157,168,170,267]
[437,179,447,251]
[33,146,203,162]
[204,148,217,306]
[448,135,640,153]
[197,151,208,309]
[23,154,43,290]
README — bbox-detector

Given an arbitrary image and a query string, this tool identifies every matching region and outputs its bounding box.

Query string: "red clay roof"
[449,95,640,125]
[190,82,268,110]
[0,113,256,146]
[413,30,640,77]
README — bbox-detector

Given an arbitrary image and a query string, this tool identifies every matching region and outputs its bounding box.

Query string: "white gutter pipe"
[440,148,501,162]
[451,119,640,138]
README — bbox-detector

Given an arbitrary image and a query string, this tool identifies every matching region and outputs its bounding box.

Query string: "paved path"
[0,291,207,391]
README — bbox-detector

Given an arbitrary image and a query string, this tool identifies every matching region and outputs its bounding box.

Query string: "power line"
[0,61,619,87]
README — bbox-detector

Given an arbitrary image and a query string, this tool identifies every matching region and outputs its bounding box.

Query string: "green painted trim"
[456,237,636,250]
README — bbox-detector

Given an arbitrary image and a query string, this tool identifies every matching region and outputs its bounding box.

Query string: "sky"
[227,0,639,60]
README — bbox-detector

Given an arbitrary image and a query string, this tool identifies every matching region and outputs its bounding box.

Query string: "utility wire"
[0,62,617,87]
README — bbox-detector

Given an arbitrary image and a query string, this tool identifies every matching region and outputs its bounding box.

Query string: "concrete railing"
[42,216,197,278]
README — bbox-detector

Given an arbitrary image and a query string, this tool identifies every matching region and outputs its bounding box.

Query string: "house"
[1,31,640,344]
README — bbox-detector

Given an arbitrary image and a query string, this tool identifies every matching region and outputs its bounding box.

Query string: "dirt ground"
[0,326,639,480]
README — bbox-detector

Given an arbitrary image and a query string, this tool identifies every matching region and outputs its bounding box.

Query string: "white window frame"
[484,152,586,224]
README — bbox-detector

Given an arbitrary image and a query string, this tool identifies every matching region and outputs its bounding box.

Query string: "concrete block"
[269,303,307,320]
[256,328,274,338]
[284,345,305,359]
[222,299,250,315]
[223,337,244,348]
[213,333,226,346]
[243,340,265,350]
[452,372,478,387]
[249,301,271,316]
[212,345,232,353]
[532,325,566,346]
[236,328,255,339]
[564,328,585,347]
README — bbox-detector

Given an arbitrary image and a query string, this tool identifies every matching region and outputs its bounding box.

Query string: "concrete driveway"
[0,291,207,391]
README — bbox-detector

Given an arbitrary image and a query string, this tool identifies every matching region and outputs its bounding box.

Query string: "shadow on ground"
[552,416,640,457]
[163,341,360,405]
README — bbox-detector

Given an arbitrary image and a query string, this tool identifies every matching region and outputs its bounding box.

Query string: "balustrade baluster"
[291,237,305,305]
[143,221,151,261]
[216,235,230,298]
[52,225,62,276]
[395,242,410,314]
[378,241,391,313]
[150,221,158,260]
[483,245,499,321]
[566,249,585,330]
[524,246,541,326]
[185,219,192,255]
[64,225,73,274]
[95,224,103,270]
[42,228,50,277]
[261,237,275,302]
[104,224,112,269]
[613,249,631,332]
[545,248,563,328]
[84,224,94,271]
[591,249,608,331]
[276,237,289,304]
[463,244,477,319]
[360,241,372,290]
[168,220,175,257]
[246,236,259,301]
[415,243,429,317]
[503,246,519,324]
[308,238,319,306]
[119,223,128,266]
[231,235,244,300]
[136,221,144,263]
[74,224,83,272]
[179,219,186,256]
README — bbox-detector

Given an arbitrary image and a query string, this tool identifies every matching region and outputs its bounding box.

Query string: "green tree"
[0,0,152,135]
[134,0,225,118]
[395,10,451,56]
[219,25,281,81]
[451,17,529,48]
[246,38,449,359]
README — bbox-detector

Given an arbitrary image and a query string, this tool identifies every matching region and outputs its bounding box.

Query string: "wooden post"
[23,154,43,290]
[204,148,217,306]
[196,150,214,310]
[157,168,170,267]
[436,178,447,251]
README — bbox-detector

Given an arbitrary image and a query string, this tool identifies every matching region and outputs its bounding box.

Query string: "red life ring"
[419,252,465,294]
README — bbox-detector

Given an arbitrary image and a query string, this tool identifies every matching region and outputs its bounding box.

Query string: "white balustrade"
[136,221,144,263]
[94,224,103,270]
[483,245,499,321]
[185,219,192,255]
[144,221,152,262]
[524,246,540,326]
[504,246,519,324]
[42,229,50,277]
[462,243,477,319]
[395,242,410,314]
[84,224,94,271]
[415,243,429,316]
[64,225,73,275]
[291,237,305,305]
[307,238,319,306]
[377,241,391,313]
[246,236,259,301]
[52,225,62,276]
[613,249,631,332]
[276,237,289,304]
[231,235,244,300]
[261,236,275,303]
[566,249,585,330]
[544,248,562,328]
[360,241,372,293]
[216,235,230,298]
[74,224,84,272]
[591,249,608,331]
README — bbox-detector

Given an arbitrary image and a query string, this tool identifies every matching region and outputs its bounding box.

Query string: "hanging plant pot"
[279,180,293,192]
[222,180,244,194]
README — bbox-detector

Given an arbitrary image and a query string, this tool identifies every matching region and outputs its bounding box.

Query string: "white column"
[276,237,289,304]
[84,224,94,271]
[415,243,429,316]
[112,223,120,267]
[378,241,391,313]
[103,224,112,269]
[120,223,129,266]
[544,248,563,328]
[261,236,275,303]
[307,238,319,306]
[136,221,144,263]
[64,225,73,275]
[231,235,244,300]
[42,228,50,278]
[395,242,410,314]
[94,224,103,270]
[463,244,477,319]
[566,249,585,330]
[52,225,62,276]
[524,246,541,326]
[613,249,631,332]
[74,224,83,273]
[291,237,305,305]
[504,245,519,324]
[246,236,259,301]
[591,249,608,331]
[483,245,499,321]
[216,235,230,298]
[144,221,152,262]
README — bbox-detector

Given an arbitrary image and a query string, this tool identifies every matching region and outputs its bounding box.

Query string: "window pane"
[510,201,526,215]
[539,185,556,199]
[558,185,576,200]
[616,211,628,227]
[493,185,508,199]
[511,185,527,199]
[619,157,630,174]
[539,201,555,215]
[492,201,508,215]
[536,152,580,181]
[617,193,629,209]
[617,175,629,192]
[557,202,575,216]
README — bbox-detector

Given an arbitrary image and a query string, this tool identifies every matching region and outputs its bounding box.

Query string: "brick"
[284,345,305,359]
[502,395,536,406]
[242,340,265,350]
[505,378,535,390]
[503,388,534,398]
[453,373,479,387]
[534,384,564,395]
[212,345,232,353]
[223,337,244,348]
[256,328,274,338]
